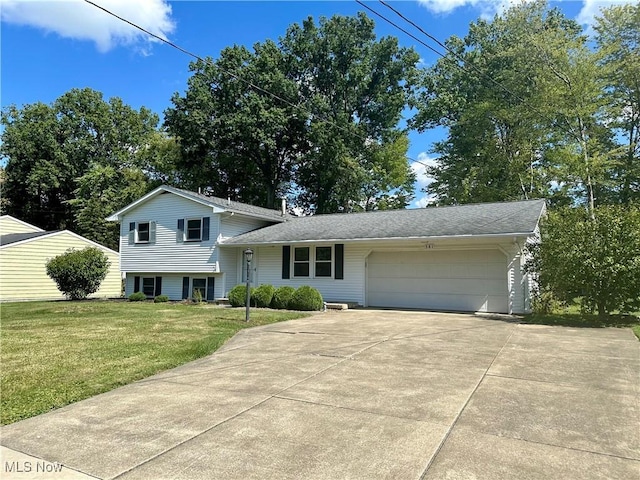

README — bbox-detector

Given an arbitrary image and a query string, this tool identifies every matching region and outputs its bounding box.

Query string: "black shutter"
[177,219,184,243]
[182,277,190,299]
[335,244,344,280]
[282,246,290,279]
[207,277,215,301]
[133,276,140,293]
[154,276,162,296]
[202,217,210,241]
[128,222,136,244]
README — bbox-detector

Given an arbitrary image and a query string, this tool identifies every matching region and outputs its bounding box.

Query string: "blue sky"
[1,0,627,207]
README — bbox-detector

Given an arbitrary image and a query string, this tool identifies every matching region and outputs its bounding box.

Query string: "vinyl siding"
[0,232,121,301]
[125,273,222,300]
[220,214,272,239]
[0,216,42,234]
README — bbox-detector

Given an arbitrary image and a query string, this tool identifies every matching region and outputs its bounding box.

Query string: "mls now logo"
[4,461,64,473]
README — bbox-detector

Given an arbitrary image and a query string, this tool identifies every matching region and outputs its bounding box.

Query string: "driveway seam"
[418,322,519,480]
[484,372,640,392]
[110,339,388,479]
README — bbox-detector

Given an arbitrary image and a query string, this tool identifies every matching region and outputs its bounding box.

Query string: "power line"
[83,0,430,170]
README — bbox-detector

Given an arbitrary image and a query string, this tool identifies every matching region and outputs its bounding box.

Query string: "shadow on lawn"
[522,312,640,329]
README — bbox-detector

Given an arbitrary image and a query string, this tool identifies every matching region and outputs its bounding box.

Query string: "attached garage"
[367,249,508,313]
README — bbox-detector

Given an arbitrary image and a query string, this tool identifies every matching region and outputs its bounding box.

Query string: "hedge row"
[228,284,323,311]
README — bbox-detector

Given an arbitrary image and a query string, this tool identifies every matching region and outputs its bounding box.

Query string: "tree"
[1,88,158,246]
[46,247,111,300]
[165,13,418,213]
[527,205,640,317]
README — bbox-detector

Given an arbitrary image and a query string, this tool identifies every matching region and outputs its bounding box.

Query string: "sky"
[1,0,632,208]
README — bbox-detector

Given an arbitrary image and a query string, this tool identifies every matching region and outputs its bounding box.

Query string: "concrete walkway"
[1,310,638,479]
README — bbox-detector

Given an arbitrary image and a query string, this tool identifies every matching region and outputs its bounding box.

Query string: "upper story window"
[293,247,310,277]
[315,246,332,277]
[137,222,150,243]
[186,218,202,241]
[128,221,155,245]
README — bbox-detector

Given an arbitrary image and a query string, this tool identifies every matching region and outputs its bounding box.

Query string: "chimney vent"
[281,199,286,216]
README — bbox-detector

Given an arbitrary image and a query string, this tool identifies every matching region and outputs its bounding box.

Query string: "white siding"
[120,193,218,273]
[220,214,271,239]
[0,216,42,234]
[125,273,223,300]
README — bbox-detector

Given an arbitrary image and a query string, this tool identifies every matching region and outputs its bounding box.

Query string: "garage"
[366,249,509,313]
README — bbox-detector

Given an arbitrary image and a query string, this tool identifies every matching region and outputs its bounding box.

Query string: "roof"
[0,231,56,246]
[106,185,287,223]
[221,199,546,245]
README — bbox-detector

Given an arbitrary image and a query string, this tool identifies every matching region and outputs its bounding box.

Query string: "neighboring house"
[107,186,545,314]
[0,216,121,302]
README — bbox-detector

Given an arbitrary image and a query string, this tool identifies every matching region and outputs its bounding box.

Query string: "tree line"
[1,1,638,315]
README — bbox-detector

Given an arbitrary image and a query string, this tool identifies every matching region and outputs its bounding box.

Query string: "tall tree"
[1,88,158,246]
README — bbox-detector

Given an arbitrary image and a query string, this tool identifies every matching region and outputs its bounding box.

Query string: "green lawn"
[523,310,640,340]
[0,301,308,425]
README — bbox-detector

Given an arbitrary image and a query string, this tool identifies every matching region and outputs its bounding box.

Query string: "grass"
[0,300,309,425]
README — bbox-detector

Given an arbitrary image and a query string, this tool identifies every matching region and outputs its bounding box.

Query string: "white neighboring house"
[107,185,546,314]
[0,216,121,302]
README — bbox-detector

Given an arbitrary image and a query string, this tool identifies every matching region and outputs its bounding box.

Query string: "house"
[0,216,122,302]
[107,186,545,314]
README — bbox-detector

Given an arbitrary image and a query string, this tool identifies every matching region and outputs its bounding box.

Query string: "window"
[315,246,332,277]
[293,247,310,277]
[192,278,206,299]
[142,277,155,297]
[186,218,202,241]
[137,222,150,243]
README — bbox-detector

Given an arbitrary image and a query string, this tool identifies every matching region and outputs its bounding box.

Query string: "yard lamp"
[244,248,254,322]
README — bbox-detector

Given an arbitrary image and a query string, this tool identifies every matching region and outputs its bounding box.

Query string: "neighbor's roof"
[106,185,287,223]
[221,199,546,245]
[0,231,56,246]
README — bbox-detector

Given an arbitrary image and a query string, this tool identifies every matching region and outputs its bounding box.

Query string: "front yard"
[0,301,308,425]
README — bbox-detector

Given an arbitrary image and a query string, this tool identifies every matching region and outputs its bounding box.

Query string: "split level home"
[106,185,545,314]
[0,215,121,302]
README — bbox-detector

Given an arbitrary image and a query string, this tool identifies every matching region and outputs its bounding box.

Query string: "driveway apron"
[1,311,638,479]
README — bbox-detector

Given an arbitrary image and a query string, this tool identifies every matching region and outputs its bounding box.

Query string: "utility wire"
[83,0,432,169]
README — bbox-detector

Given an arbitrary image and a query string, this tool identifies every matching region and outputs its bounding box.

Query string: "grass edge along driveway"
[1,301,308,425]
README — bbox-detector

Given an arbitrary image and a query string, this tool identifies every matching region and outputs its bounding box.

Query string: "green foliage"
[192,289,204,304]
[531,290,564,315]
[45,247,110,300]
[251,284,275,308]
[289,286,324,311]
[271,286,296,310]
[128,292,147,302]
[154,295,169,303]
[527,205,640,317]
[228,285,250,307]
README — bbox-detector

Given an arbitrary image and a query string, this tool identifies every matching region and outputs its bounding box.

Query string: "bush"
[251,284,275,307]
[271,286,296,310]
[154,295,169,303]
[531,290,563,314]
[129,292,146,302]
[192,288,204,304]
[228,285,251,307]
[45,247,110,300]
[289,286,324,311]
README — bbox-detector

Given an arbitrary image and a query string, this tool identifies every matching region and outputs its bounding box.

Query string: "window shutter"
[133,276,140,293]
[335,244,344,280]
[177,219,184,243]
[154,276,162,296]
[182,277,190,299]
[202,217,210,241]
[128,222,136,244]
[149,221,156,243]
[282,246,290,279]
[207,277,215,301]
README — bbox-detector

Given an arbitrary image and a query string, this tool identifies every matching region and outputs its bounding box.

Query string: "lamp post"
[244,248,253,322]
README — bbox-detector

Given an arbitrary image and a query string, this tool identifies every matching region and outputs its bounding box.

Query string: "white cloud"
[576,0,631,30]
[410,152,439,208]
[417,0,516,16]
[1,0,175,52]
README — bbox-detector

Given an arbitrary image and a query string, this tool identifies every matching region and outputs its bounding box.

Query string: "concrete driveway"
[1,310,639,479]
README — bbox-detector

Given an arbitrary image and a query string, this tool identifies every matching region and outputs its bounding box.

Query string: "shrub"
[531,290,563,314]
[251,284,275,307]
[154,295,169,303]
[271,286,296,310]
[289,286,324,311]
[129,292,146,302]
[192,288,204,304]
[228,285,251,307]
[45,247,110,300]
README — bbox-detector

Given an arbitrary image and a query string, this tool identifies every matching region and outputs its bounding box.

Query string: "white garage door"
[367,250,508,313]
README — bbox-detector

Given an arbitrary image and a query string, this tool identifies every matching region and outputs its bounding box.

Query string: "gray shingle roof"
[222,199,546,245]
[0,231,57,246]
[167,186,288,222]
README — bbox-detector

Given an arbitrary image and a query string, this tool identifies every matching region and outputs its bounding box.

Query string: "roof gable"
[0,215,44,234]
[106,185,287,223]
[222,199,546,245]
